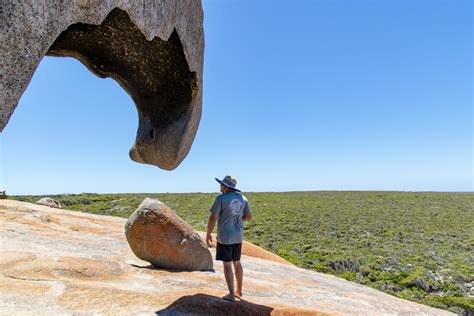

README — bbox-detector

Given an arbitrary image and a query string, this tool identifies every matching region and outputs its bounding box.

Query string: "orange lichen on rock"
[0,277,53,296]
[3,255,124,282]
[197,231,292,265]
[125,198,213,271]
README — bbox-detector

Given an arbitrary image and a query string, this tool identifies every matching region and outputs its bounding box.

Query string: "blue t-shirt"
[210,192,251,245]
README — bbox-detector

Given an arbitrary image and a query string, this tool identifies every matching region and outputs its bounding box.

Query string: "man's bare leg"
[233,260,243,297]
[223,261,235,300]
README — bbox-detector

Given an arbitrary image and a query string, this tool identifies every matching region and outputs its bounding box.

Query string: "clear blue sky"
[1,0,472,195]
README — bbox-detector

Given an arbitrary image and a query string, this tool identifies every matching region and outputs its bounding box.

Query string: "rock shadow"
[155,293,273,315]
[131,264,215,273]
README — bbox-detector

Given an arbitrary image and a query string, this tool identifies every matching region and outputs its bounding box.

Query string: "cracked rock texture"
[0,200,453,315]
[0,1,204,170]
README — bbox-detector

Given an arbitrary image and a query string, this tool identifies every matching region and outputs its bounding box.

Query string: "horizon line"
[7,189,473,196]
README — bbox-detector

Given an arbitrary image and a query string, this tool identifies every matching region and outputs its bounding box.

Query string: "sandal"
[222,293,236,302]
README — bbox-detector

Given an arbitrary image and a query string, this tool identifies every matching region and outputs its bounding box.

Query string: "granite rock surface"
[125,198,213,271]
[35,197,62,209]
[0,199,454,315]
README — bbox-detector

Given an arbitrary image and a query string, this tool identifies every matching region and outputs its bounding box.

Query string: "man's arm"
[242,200,251,221]
[242,212,252,221]
[206,212,219,247]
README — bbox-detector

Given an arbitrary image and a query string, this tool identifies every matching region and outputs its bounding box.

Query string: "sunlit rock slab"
[0,200,453,315]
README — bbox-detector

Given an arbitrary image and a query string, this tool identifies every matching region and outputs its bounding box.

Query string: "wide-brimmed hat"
[215,175,241,192]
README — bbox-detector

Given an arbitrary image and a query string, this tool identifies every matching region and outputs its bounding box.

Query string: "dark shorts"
[216,242,242,262]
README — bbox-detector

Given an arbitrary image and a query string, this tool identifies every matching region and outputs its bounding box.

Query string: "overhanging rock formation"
[0,1,204,170]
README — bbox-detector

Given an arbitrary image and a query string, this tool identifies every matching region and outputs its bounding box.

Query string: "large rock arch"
[0,1,204,170]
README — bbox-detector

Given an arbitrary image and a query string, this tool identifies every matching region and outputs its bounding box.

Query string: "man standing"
[206,175,252,302]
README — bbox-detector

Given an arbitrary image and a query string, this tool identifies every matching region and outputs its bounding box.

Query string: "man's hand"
[206,212,218,248]
[206,233,213,247]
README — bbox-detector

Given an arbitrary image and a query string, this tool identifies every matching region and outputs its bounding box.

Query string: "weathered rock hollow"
[1,1,204,170]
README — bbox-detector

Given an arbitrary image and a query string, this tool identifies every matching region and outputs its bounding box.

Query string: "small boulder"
[36,197,61,208]
[125,198,213,271]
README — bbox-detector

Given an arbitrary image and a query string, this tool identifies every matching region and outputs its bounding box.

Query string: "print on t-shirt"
[230,199,243,215]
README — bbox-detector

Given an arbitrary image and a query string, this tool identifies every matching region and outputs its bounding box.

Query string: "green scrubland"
[12,191,474,315]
